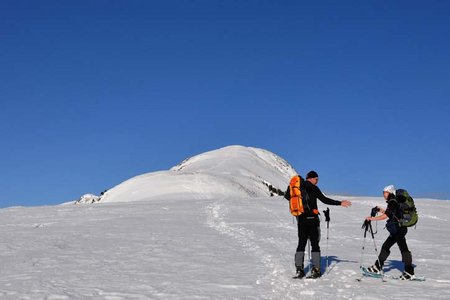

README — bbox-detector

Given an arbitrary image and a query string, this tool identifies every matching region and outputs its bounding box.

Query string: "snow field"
[2,146,450,299]
[1,195,450,299]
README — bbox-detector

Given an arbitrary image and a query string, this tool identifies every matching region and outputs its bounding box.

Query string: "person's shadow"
[383,260,417,272]
[304,256,358,274]
[323,256,359,273]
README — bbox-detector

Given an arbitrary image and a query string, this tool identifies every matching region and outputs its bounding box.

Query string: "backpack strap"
[386,198,401,223]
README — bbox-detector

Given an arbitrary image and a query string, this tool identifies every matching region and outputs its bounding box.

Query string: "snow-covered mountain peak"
[172,145,294,178]
[89,145,297,204]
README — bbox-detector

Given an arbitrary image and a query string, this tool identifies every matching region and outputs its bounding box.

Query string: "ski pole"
[323,208,330,273]
[359,220,369,268]
[307,239,311,272]
[367,220,385,282]
[357,219,370,281]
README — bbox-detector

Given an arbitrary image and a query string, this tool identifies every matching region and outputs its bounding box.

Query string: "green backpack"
[395,189,418,227]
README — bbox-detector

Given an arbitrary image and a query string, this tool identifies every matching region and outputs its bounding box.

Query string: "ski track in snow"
[206,198,297,299]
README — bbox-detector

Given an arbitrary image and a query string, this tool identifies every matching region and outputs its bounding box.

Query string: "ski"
[360,266,425,281]
[388,273,426,282]
[292,272,323,280]
[360,266,383,279]
[292,271,322,280]
[305,275,321,279]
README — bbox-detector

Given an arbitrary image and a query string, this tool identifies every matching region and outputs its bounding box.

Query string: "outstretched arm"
[316,186,351,207]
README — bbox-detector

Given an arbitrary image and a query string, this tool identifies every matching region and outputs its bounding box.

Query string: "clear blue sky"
[1,0,449,207]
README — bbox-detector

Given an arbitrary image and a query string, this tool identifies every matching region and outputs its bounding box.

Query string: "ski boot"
[400,260,415,280]
[399,271,416,280]
[309,267,321,279]
[367,264,381,274]
[293,267,305,279]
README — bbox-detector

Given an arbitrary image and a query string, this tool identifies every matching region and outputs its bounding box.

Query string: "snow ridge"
[82,145,296,204]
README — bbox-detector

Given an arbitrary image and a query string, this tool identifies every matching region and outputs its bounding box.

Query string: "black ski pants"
[296,216,321,252]
[381,227,409,254]
[377,226,414,273]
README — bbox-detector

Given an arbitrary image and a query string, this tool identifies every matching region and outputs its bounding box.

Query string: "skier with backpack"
[285,171,352,279]
[365,185,418,280]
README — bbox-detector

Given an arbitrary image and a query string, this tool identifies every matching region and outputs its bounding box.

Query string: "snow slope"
[1,146,450,299]
[1,196,450,299]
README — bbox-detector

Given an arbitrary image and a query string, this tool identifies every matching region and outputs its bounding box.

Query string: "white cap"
[383,185,396,194]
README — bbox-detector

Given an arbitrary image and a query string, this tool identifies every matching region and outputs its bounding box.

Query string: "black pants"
[376,226,414,274]
[381,226,409,255]
[296,216,321,252]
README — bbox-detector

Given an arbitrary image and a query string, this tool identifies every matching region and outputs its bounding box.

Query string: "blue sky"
[1,0,449,207]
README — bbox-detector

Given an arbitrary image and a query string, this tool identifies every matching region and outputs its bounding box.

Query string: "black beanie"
[306,170,319,179]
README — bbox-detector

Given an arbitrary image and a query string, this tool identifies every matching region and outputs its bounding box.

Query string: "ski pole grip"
[323,207,330,222]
